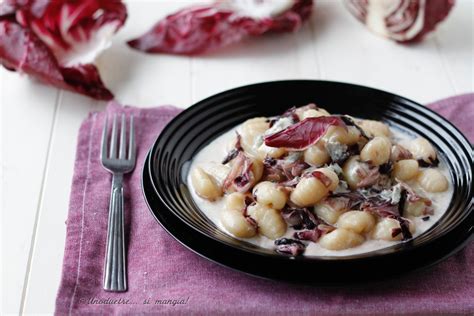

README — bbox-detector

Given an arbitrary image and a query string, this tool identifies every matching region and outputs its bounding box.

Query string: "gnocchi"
[392,159,419,181]
[304,142,330,166]
[290,176,329,207]
[360,136,391,166]
[314,199,349,224]
[191,167,222,200]
[342,156,376,189]
[220,209,257,238]
[296,106,330,120]
[190,103,452,257]
[372,218,416,241]
[319,229,364,250]
[253,181,288,210]
[240,117,269,157]
[322,126,359,145]
[337,211,375,234]
[417,169,448,192]
[247,203,287,239]
[404,137,437,164]
[225,192,247,211]
[357,119,391,138]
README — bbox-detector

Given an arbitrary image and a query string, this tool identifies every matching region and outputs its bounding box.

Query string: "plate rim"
[143,80,473,279]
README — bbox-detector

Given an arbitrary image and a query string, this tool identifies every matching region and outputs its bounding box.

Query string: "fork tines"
[101,113,136,169]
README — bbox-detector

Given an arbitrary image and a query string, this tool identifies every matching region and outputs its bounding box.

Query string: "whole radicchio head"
[0,0,127,99]
[127,0,313,55]
[344,0,455,43]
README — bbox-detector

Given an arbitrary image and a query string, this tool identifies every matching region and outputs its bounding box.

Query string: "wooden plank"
[191,21,319,102]
[433,1,474,94]
[21,92,103,315]
[1,71,59,314]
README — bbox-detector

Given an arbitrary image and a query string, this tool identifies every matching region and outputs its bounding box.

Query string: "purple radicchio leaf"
[264,116,346,150]
[274,238,306,256]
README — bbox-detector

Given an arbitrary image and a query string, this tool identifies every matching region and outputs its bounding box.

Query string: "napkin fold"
[56,95,473,316]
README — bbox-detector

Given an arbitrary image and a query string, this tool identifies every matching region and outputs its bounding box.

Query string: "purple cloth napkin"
[56,96,474,316]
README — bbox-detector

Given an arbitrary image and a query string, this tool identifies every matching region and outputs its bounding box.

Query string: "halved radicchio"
[127,0,313,55]
[344,0,455,43]
[264,116,346,150]
[0,0,127,100]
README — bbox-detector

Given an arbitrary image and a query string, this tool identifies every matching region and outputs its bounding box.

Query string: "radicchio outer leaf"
[127,0,313,55]
[0,0,127,100]
[264,116,346,150]
[345,0,455,43]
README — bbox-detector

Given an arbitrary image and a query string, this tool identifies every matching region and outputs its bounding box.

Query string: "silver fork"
[100,113,136,292]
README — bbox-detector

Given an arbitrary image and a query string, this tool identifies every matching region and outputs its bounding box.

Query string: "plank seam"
[308,14,322,79]
[19,89,62,315]
[433,36,458,95]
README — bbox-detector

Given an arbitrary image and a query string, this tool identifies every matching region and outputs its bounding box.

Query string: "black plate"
[142,80,473,283]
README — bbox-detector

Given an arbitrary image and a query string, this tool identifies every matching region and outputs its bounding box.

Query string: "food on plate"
[0,0,127,100]
[189,104,452,256]
[344,0,455,43]
[127,0,313,55]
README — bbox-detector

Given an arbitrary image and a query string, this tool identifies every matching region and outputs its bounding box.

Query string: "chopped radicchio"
[310,170,333,188]
[339,115,370,140]
[356,163,381,188]
[222,133,243,164]
[0,0,127,100]
[223,152,255,193]
[294,224,335,242]
[332,185,416,240]
[344,0,455,43]
[263,156,308,184]
[417,157,440,168]
[127,0,313,55]
[378,161,393,175]
[281,206,318,229]
[264,116,346,150]
[391,144,413,161]
[274,238,306,256]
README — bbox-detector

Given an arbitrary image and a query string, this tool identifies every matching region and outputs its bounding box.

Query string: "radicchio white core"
[0,0,127,100]
[345,0,455,43]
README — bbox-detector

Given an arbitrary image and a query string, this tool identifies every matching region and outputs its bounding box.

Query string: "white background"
[1,0,473,314]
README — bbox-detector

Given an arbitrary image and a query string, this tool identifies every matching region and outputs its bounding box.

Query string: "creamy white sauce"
[188,123,453,257]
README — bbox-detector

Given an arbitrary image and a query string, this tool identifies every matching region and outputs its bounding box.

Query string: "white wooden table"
[1,0,473,314]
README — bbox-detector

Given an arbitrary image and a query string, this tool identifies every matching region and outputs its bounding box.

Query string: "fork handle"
[103,174,127,292]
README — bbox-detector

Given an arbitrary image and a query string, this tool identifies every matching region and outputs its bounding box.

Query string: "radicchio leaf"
[263,156,308,184]
[264,116,346,150]
[222,133,243,164]
[223,152,255,193]
[127,0,313,55]
[344,0,455,43]
[274,238,306,256]
[294,224,335,242]
[391,144,413,161]
[281,206,318,230]
[0,0,127,100]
